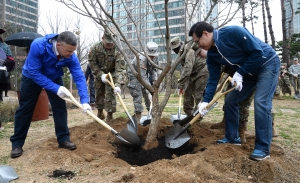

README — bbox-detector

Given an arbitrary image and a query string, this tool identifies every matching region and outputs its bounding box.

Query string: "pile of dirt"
[8,117,300,182]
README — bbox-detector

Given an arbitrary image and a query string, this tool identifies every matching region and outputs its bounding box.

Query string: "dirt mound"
[9,117,300,182]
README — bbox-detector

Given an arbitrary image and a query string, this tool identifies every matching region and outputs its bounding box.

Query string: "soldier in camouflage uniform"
[279,63,291,96]
[88,31,126,123]
[170,37,208,116]
[288,58,300,99]
[127,42,158,123]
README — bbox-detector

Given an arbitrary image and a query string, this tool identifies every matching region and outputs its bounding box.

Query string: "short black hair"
[189,21,214,38]
[57,31,77,46]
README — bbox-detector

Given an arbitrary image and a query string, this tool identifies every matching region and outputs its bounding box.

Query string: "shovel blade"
[127,114,138,134]
[113,128,141,148]
[140,115,152,126]
[170,114,188,124]
[165,123,190,149]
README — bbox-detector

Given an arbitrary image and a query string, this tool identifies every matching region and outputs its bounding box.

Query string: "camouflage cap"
[170,37,181,50]
[146,42,158,56]
[103,31,114,44]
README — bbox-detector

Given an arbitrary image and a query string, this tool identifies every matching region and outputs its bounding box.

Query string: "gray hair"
[57,31,77,46]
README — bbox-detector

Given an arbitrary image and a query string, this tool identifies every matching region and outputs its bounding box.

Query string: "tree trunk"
[265,0,275,49]
[281,0,289,65]
[261,0,268,43]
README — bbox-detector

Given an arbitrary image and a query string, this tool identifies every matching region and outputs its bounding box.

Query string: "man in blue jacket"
[10,31,92,158]
[190,22,280,161]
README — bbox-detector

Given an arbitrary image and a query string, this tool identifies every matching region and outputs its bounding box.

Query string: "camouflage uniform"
[177,43,208,116]
[88,41,126,113]
[170,37,208,116]
[127,51,158,113]
[279,64,291,96]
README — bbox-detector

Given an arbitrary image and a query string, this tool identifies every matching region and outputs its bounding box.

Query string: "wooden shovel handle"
[106,73,129,113]
[61,88,113,132]
[188,76,234,126]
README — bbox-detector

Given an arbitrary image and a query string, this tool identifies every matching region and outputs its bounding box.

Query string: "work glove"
[148,93,152,101]
[57,86,70,99]
[82,103,92,113]
[198,102,208,116]
[114,87,121,94]
[178,89,184,95]
[231,72,243,92]
[101,74,108,83]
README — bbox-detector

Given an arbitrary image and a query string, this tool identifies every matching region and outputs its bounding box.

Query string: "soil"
[3,94,300,182]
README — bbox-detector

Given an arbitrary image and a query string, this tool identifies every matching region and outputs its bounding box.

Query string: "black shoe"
[58,141,77,150]
[11,147,23,158]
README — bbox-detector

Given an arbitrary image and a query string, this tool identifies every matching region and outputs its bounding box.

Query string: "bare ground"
[1,94,300,183]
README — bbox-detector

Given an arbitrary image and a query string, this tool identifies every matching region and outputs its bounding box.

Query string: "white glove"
[82,103,92,113]
[101,74,107,83]
[231,72,243,92]
[198,102,208,116]
[57,86,70,98]
[148,93,152,101]
[114,87,121,94]
[294,74,298,77]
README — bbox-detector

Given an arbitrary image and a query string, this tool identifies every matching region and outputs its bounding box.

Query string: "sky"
[38,0,283,44]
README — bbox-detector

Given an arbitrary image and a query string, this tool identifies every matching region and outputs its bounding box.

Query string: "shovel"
[165,76,235,149]
[170,93,187,124]
[61,88,140,148]
[140,101,152,126]
[106,73,138,134]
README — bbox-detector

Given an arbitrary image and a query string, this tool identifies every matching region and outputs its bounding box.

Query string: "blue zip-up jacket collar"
[203,26,278,103]
[22,33,89,104]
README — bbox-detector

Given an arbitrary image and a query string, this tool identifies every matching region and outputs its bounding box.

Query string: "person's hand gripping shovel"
[165,76,235,149]
[106,72,138,134]
[60,86,140,148]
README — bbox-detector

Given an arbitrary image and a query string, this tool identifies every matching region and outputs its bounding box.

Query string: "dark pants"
[89,77,95,103]
[10,76,70,148]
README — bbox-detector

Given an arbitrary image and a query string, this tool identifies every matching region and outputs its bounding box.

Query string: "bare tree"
[56,0,247,149]
[261,0,268,43]
[265,0,276,49]
[281,0,289,65]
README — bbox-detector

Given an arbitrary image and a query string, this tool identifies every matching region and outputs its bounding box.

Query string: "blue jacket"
[204,26,278,103]
[22,33,89,104]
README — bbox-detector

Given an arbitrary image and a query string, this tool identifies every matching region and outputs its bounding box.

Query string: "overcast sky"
[38,0,282,43]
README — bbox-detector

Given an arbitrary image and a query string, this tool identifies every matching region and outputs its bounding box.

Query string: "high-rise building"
[284,0,300,34]
[106,0,214,61]
[0,0,39,32]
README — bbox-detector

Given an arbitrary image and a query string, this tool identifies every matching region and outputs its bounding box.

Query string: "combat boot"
[239,127,246,143]
[106,112,114,123]
[135,112,142,124]
[97,109,105,120]
[210,116,225,129]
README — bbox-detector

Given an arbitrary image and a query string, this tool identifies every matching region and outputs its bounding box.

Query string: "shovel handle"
[178,94,182,118]
[188,76,234,126]
[61,89,115,133]
[106,73,135,123]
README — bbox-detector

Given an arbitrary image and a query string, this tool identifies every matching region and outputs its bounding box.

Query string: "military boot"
[106,112,113,123]
[97,109,105,120]
[210,116,225,129]
[135,112,142,124]
[239,127,246,143]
